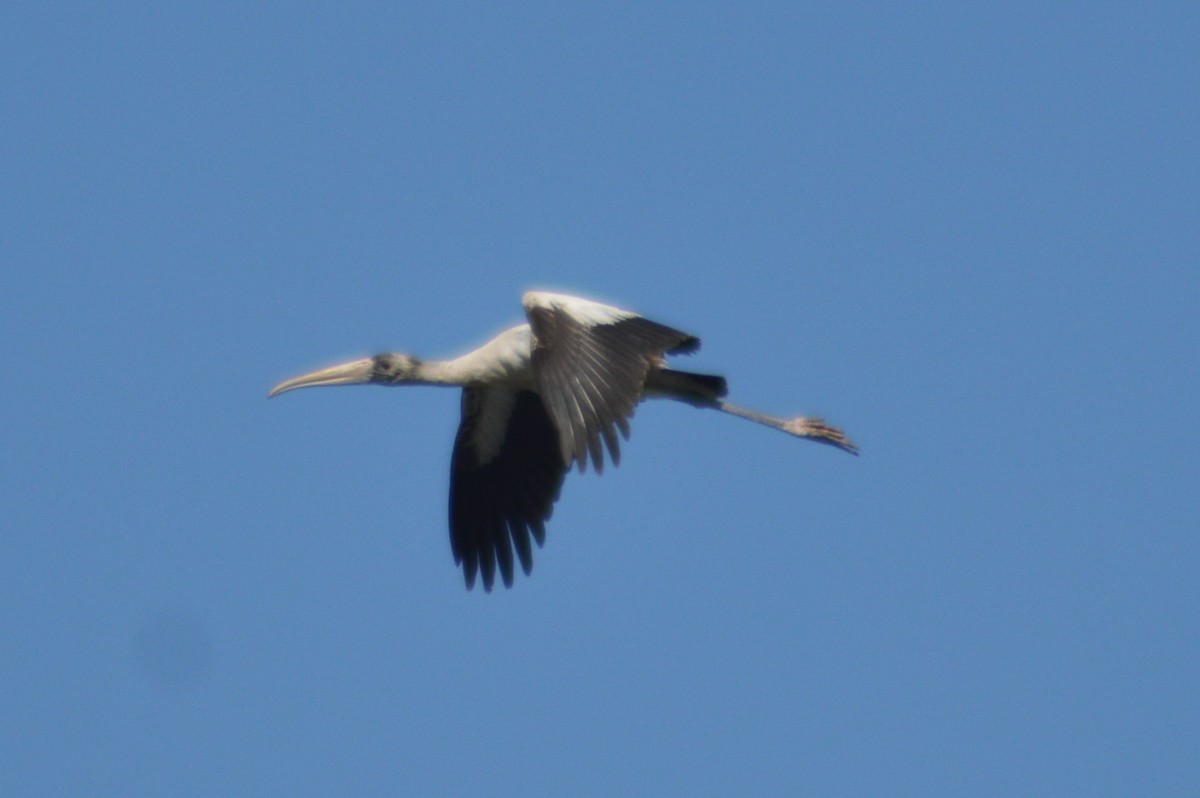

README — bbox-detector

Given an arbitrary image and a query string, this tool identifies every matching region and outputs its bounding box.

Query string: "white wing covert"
[522,291,699,473]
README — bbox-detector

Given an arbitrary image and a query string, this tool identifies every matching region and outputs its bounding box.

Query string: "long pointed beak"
[268,358,375,398]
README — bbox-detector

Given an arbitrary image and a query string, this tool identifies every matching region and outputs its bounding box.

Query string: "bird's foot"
[782,417,860,455]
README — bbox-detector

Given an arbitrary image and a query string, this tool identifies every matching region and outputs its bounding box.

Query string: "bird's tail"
[647,368,728,407]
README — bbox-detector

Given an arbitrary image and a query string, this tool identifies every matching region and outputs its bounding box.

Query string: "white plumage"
[270,291,857,590]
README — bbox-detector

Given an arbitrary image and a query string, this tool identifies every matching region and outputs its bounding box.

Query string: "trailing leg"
[715,401,859,455]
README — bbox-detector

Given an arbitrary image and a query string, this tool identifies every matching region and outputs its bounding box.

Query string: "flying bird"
[269,291,857,590]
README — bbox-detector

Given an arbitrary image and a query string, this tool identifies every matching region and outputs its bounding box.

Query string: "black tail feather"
[648,369,728,406]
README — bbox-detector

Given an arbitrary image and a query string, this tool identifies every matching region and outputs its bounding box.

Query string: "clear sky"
[3,4,1197,796]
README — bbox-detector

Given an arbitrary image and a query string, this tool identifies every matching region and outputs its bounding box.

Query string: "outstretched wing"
[523,291,699,473]
[449,386,567,591]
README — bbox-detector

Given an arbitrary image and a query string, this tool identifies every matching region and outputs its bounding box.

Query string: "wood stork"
[269,291,857,591]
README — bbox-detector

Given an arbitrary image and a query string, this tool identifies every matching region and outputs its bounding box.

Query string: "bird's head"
[369,353,423,383]
[268,353,424,397]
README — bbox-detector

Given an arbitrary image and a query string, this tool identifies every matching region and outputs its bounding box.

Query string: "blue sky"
[3,4,1197,795]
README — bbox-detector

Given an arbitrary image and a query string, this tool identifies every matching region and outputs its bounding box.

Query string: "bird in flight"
[270,291,857,590]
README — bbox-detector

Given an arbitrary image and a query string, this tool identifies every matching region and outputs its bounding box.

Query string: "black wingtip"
[666,334,701,355]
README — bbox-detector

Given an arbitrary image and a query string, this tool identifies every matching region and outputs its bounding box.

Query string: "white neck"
[424,325,535,388]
